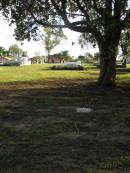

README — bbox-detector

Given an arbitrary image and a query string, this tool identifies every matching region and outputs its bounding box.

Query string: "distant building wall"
[30,56,45,64]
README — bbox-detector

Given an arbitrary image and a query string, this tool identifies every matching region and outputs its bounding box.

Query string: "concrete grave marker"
[76,107,93,113]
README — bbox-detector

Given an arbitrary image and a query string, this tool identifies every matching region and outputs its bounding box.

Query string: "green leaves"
[0,47,10,57]
[1,0,129,43]
[41,27,67,56]
[1,0,10,8]
[9,44,24,58]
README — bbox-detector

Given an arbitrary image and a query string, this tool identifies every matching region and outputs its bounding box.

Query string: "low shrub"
[51,65,84,70]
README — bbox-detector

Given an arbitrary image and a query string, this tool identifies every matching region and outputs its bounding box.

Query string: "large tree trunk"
[96,24,122,86]
[98,44,118,86]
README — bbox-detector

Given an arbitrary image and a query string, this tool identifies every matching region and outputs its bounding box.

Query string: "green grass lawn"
[0,64,99,83]
[0,64,129,84]
[0,64,130,173]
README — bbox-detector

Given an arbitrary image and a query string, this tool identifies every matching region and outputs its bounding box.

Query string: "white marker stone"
[76,107,93,113]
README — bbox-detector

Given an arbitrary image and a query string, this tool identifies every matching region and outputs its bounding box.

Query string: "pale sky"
[0,18,98,58]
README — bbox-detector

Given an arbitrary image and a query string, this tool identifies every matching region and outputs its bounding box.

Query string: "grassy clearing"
[0,64,98,83]
[0,64,130,173]
[0,64,129,84]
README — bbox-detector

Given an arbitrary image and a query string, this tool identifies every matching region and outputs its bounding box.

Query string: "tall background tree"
[9,44,24,59]
[78,54,93,64]
[120,29,130,61]
[40,27,67,60]
[1,0,130,85]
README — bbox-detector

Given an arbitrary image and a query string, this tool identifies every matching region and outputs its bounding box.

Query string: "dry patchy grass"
[0,64,130,173]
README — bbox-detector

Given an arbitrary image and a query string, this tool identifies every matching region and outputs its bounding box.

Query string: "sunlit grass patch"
[0,64,99,83]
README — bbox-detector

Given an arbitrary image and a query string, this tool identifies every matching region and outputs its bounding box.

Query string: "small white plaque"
[76,107,93,113]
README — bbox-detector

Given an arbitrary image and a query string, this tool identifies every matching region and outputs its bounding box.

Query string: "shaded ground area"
[0,79,130,173]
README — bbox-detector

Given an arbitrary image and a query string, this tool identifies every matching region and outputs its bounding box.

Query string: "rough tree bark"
[97,31,121,86]
[98,47,117,86]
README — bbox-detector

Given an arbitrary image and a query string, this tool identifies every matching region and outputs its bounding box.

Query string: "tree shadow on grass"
[0,80,130,173]
[116,68,130,74]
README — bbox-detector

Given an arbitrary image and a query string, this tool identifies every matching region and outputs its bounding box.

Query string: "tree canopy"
[1,0,130,85]
[1,1,129,39]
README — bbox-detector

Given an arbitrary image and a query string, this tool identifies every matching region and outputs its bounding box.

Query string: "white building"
[17,56,31,65]
[127,56,130,64]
